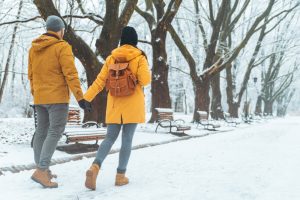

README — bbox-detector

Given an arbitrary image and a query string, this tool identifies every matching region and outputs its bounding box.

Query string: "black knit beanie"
[120,26,138,46]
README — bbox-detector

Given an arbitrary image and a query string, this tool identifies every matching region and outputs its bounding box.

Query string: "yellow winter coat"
[28,31,83,104]
[84,45,151,124]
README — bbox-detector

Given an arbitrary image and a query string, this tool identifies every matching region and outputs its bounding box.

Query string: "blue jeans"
[94,124,137,173]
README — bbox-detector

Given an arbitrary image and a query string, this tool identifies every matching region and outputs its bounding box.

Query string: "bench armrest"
[82,121,100,128]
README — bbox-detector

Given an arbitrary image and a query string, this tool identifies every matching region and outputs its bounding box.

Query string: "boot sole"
[31,176,58,188]
[115,181,129,186]
[85,170,96,190]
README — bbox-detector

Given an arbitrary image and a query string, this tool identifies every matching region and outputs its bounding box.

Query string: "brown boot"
[115,173,129,186]
[31,168,58,188]
[85,164,100,190]
[47,169,57,179]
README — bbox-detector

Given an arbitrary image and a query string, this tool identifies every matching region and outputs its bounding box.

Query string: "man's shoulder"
[56,40,72,49]
[55,40,73,56]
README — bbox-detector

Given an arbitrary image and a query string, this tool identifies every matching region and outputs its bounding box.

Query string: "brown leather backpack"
[106,57,138,97]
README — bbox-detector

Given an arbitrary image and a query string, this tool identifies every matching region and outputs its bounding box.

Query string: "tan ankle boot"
[85,164,100,190]
[31,168,58,188]
[115,173,129,186]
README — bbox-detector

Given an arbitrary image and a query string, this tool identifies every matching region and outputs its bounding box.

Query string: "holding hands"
[78,99,92,112]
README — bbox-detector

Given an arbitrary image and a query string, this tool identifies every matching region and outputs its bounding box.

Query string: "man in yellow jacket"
[84,26,151,190]
[28,15,90,188]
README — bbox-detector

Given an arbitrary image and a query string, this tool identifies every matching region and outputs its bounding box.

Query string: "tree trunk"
[95,0,139,59]
[193,80,210,122]
[149,30,172,122]
[276,97,284,117]
[229,103,239,118]
[143,0,183,123]
[255,95,263,116]
[10,58,17,96]
[243,100,251,118]
[263,100,273,116]
[225,65,239,118]
[0,0,22,103]
[210,73,224,119]
[86,0,137,124]
[276,89,295,117]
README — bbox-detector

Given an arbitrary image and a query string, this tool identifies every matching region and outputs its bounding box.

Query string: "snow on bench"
[155,108,174,113]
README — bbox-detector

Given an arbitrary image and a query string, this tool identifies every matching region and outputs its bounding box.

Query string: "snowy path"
[1,117,300,200]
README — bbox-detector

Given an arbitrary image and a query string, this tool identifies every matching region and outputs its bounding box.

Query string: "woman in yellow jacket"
[84,26,151,190]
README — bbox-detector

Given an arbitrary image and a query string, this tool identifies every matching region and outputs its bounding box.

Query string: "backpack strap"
[109,63,128,71]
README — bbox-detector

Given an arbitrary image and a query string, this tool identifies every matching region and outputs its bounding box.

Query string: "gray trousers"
[33,104,69,169]
[94,124,137,174]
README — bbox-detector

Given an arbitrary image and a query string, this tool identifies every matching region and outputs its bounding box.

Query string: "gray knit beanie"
[46,15,65,32]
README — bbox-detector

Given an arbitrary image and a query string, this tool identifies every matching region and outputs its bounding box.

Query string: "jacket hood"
[111,45,142,62]
[31,32,62,52]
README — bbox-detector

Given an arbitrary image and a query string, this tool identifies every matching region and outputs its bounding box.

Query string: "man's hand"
[78,99,92,112]
[78,99,86,109]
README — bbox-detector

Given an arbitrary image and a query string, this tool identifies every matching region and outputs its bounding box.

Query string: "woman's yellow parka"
[84,45,151,124]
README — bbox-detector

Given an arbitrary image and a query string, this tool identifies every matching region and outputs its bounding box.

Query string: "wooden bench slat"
[68,135,104,139]
[177,126,191,131]
[68,138,103,143]
[67,134,106,143]
[158,117,172,119]
[68,135,105,139]
[65,129,106,135]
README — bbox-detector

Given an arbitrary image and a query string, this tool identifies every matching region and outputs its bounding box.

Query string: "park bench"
[154,108,191,136]
[196,111,221,131]
[67,105,81,125]
[223,112,239,127]
[30,104,106,152]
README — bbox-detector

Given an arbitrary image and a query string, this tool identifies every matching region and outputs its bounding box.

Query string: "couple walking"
[28,16,151,189]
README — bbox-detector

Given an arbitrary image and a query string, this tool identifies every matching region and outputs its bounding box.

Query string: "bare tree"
[169,0,283,122]
[136,0,182,122]
[254,14,299,116]
[226,2,298,118]
[259,51,296,115]
[276,88,296,117]
[0,0,23,103]
[210,0,251,119]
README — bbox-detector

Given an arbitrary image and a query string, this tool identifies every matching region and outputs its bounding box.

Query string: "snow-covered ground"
[0,113,236,167]
[0,116,299,199]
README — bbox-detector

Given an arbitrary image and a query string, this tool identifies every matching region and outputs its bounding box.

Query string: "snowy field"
[0,116,299,199]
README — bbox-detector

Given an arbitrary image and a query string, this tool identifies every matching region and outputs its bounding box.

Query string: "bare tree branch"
[135,5,156,29]
[119,0,138,27]
[208,0,215,24]
[0,14,104,27]
[0,16,40,26]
